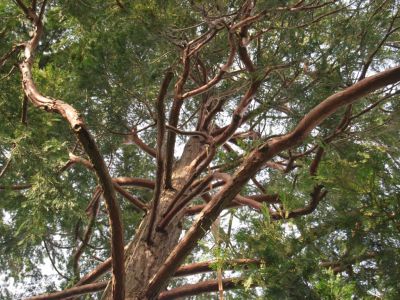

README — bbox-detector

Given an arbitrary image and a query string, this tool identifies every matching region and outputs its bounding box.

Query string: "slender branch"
[0,183,32,190]
[349,90,400,121]
[165,48,190,188]
[25,282,107,300]
[175,258,260,277]
[0,144,15,179]
[320,251,378,274]
[73,190,101,281]
[166,124,209,141]
[158,278,246,300]
[0,44,24,70]
[38,0,47,21]
[21,95,28,125]
[358,12,399,81]
[230,9,267,31]
[158,173,214,230]
[128,128,157,158]
[146,70,174,243]
[114,183,148,212]
[270,185,327,220]
[185,193,280,215]
[43,240,70,281]
[181,31,236,99]
[0,177,154,193]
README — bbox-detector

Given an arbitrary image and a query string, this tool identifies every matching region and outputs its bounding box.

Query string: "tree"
[1,0,400,299]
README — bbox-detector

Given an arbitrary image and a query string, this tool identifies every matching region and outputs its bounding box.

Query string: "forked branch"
[145,65,400,298]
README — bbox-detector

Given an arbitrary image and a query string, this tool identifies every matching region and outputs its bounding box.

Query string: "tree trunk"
[102,137,204,299]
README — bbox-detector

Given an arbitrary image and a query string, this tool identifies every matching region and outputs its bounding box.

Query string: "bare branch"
[112,177,155,189]
[358,12,399,81]
[114,183,148,212]
[43,240,70,281]
[166,124,210,141]
[25,282,107,300]
[175,258,260,277]
[181,32,236,99]
[146,70,174,243]
[271,185,327,220]
[127,128,157,158]
[165,48,190,189]
[145,65,400,297]
[158,278,246,300]
[16,8,125,299]
[73,190,101,280]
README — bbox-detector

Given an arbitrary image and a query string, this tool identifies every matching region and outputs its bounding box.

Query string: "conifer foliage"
[1,1,400,299]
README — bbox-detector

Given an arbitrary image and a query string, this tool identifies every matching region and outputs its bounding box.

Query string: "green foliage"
[1,0,400,299]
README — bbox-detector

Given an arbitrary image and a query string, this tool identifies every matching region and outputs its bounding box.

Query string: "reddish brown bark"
[146,71,174,242]
[145,65,400,298]
[25,282,107,300]
[15,4,125,299]
[174,258,260,277]
[12,2,400,299]
[158,278,245,300]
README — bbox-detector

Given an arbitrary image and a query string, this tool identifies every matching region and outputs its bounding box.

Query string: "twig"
[73,190,101,281]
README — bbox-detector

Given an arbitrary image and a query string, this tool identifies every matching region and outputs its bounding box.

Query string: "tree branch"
[145,65,400,298]
[113,183,148,212]
[181,31,236,99]
[16,8,125,300]
[158,278,246,300]
[146,70,174,242]
[164,48,190,188]
[174,258,260,277]
[25,282,107,300]
[270,185,327,220]
[73,189,101,281]
[127,128,157,158]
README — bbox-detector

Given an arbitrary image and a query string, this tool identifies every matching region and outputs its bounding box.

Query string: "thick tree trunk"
[102,137,204,300]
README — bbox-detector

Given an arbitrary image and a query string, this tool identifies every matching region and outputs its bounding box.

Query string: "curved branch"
[145,65,400,298]
[166,124,210,140]
[127,128,157,158]
[16,6,125,299]
[181,31,236,99]
[271,185,327,220]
